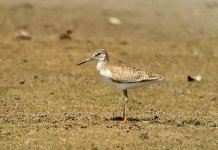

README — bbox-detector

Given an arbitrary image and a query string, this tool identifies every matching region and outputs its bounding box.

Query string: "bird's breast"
[99,69,112,79]
[96,62,112,79]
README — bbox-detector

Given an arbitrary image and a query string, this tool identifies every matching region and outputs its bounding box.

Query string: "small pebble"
[19,79,25,84]
[81,125,87,128]
[16,30,32,40]
[108,17,122,25]
[188,75,202,82]
[59,29,73,40]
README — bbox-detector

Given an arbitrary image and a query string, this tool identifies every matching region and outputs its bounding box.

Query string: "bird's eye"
[96,53,101,56]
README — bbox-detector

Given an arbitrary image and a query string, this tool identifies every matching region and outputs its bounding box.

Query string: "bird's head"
[77,49,109,66]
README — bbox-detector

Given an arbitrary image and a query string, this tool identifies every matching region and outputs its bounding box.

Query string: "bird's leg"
[123,89,128,123]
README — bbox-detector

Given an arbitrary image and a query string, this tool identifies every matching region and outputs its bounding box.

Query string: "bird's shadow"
[110,116,141,122]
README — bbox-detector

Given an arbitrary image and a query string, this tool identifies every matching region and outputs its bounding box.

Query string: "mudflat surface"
[0,0,217,149]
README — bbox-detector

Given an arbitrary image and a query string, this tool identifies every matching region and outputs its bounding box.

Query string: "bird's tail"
[159,75,169,81]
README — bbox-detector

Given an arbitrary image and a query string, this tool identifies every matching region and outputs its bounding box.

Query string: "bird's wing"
[106,63,166,83]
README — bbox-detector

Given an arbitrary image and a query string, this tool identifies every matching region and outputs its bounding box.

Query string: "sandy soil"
[0,0,218,149]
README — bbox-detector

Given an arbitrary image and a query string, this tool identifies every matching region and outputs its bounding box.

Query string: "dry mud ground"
[0,0,218,149]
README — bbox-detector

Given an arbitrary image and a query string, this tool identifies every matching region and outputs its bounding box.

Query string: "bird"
[77,49,168,123]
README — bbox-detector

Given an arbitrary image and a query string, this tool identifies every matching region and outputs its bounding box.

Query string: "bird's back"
[103,63,167,83]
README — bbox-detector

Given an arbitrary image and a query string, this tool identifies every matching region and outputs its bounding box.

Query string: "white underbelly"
[99,75,159,90]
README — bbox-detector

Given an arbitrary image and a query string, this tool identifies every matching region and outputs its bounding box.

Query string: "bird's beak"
[76,57,94,66]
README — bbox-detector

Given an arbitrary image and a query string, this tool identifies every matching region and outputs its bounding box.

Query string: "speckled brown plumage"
[102,63,167,83]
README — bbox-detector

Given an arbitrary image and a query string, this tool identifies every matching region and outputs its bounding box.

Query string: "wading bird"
[77,49,167,123]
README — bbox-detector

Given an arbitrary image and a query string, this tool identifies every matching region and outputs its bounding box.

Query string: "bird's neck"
[96,60,108,72]
[104,54,109,62]
[96,55,110,72]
